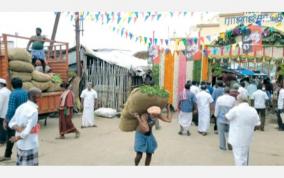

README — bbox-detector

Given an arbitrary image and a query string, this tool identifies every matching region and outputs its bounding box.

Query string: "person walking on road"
[177,83,196,136]
[196,84,214,136]
[8,88,41,166]
[0,78,28,162]
[214,87,235,150]
[58,83,80,139]
[80,82,98,128]
[133,105,172,166]
[251,84,269,131]
[0,78,11,146]
[225,93,260,166]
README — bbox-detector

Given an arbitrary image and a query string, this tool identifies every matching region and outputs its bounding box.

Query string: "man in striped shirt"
[0,78,28,162]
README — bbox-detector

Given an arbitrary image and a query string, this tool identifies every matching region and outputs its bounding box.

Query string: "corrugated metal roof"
[84,47,149,70]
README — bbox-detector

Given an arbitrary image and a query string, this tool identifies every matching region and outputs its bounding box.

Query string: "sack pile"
[119,86,169,132]
[8,48,63,92]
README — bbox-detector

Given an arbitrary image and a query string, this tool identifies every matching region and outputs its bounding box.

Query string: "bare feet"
[56,136,65,139]
[75,131,80,138]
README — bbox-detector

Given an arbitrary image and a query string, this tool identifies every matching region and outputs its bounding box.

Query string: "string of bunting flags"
[62,11,216,48]
[64,11,195,24]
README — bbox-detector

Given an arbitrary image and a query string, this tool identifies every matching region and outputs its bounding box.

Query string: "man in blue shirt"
[212,81,224,133]
[0,78,28,162]
[178,83,197,136]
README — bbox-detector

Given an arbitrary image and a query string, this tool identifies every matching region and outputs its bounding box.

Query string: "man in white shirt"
[80,82,98,128]
[251,84,269,131]
[196,84,214,136]
[8,88,41,166]
[277,81,284,131]
[214,87,236,150]
[225,93,260,166]
[190,81,201,96]
[190,81,201,126]
[0,78,11,146]
[238,82,248,97]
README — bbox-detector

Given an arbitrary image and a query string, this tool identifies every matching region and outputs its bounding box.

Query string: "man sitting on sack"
[26,27,47,73]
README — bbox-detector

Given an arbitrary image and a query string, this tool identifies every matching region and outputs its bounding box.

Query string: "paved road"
[0,113,283,165]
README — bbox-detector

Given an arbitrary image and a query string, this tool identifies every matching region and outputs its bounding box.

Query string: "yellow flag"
[220,32,225,39]
[276,22,282,27]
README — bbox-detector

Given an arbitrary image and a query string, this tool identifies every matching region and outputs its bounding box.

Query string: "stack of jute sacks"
[119,86,169,132]
[8,48,62,92]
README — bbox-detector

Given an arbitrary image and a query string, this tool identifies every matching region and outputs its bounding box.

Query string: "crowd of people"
[177,76,284,165]
[0,77,99,165]
[1,73,283,166]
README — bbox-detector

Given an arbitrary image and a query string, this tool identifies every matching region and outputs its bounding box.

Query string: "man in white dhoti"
[196,84,214,136]
[80,82,98,128]
[177,83,196,136]
[225,93,260,166]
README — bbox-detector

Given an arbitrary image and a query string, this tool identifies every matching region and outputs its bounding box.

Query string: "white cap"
[0,78,6,85]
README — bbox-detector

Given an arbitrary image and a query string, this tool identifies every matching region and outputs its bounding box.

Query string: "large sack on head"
[22,82,34,91]
[32,70,51,82]
[8,48,32,63]
[125,88,168,115]
[10,71,32,82]
[119,86,169,132]
[9,61,34,73]
[31,80,52,92]
[47,82,63,92]
[119,117,138,132]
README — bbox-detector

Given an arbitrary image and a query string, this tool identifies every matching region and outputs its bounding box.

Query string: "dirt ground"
[0,112,283,166]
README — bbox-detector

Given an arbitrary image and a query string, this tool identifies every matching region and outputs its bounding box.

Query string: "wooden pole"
[49,12,61,54]
[75,12,81,77]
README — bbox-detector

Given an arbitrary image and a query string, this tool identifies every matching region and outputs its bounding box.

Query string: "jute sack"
[119,117,138,132]
[31,80,52,92]
[32,70,51,82]
[8,48,32,63]
[22,82,34,91]
[9,61,34,73]
[10,71,32,82]
[119,88,168,132]
[124,88,168,115]
[47,82,63,92]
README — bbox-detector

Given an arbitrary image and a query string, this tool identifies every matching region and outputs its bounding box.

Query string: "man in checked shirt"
[0,78,28,162]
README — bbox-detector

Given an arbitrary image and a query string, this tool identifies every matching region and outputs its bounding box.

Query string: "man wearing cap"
[26,27,47,73]
[225,93,260,166]
[80,82,98,128]
[0,78,11,146]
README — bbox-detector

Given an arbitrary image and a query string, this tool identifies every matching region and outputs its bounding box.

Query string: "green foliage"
[68,71,77,78]
[211,63,223,77]
[152,64,160,86]
[51,74,62,84]
[139,85,169,98]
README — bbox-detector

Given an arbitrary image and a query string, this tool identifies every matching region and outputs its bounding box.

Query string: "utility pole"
[75,12,81,77]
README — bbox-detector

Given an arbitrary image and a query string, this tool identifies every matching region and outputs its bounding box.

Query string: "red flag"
[248,25,262,52]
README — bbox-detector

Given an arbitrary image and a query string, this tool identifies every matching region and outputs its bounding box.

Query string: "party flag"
[145,15,150,21]
[160,39,164,45]
[157,14,162,21]
[149,38,153,43]
[135,11,139,18]
[112,27,116,31]
[151,15,155,21]
[182,38,187,46]
[170,12,174,17]
[184,11,187,16]
[206,35,211,42]
[117,16,122,24]
[135,37,139,42]
[125,31,128,38]
[144,37,148,44]
[193,38,198,44]
[128,17,132,23]
[134,17,138,23]
[165,39,169,45]
[154,38,158,45]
